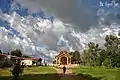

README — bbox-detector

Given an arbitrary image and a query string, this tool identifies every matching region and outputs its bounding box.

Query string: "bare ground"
[54,67,88,80]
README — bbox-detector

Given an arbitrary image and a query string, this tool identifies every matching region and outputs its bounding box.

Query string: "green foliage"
[73,66,120,80]
[69,50,81,64]
[102,57,112,68]
[11,49,22,57]
[81,42,101,66]
[38,58,42,62]
[74,50,81,62]
[37,58,42,66]
[81,34,120,68]
[53,60,56,64]
[104,34,120,68]
[0,67,57,80]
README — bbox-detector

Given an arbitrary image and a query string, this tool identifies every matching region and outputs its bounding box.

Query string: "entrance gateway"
[55,50,72,65]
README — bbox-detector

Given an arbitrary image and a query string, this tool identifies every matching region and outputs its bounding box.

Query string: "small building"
[55,50,72,65]
[0,53,41,67]
[0,54,37,67]
[21,58,38,66]
[0,54,20,67]
[11,56,21,64]
[0,54,7,67]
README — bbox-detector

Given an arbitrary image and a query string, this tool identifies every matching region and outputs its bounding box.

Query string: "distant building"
[0,54,7,67]
[0,53,39,67]
[55,50,72,65]
[21,58,39,66]
[0,54,21,67]
[11,55,21,64]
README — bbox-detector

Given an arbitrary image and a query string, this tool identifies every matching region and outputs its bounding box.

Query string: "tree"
[38,58,42,62]
[0,50,2,54]
[74,50,81,62]
[69,50,81,64]
[53,60,56,64]
[105,34,120,55]
[81,42,102,66]
[37,58,42,66]
[80,34,120,68]
[102,57,112,68]
[104,34,120,68]
[11,49,22,57]
[88,42,101,66]
[97,49,107,66]
[81,49,89,66]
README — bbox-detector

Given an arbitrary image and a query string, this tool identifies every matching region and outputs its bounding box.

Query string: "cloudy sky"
[0,0,120,63]
[16,0,120,31]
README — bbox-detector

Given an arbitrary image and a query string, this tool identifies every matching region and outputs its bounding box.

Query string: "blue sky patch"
[0,18,24,40]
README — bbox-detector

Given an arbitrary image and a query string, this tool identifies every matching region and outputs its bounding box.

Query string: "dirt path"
[53,67,90,80]
[55,68,72,74]
[51,67,95,80]
[54,67,75,80]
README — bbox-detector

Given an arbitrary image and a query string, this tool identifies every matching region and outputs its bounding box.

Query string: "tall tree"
[81,49,90,66]
[74,50,81,62]
[82,42,101,66]
[69,50,81,64]
[11,49,22,57]
[104,34,120,68]
[81,34,120,68]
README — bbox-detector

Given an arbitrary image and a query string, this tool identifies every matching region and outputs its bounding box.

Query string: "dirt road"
[54,68,80,80]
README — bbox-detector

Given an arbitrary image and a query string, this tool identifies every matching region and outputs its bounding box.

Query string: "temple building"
[55,50,72,65]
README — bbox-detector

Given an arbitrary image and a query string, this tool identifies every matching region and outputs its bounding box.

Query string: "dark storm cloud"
[16,0,100,32]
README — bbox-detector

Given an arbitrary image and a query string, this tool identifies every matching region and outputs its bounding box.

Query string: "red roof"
[21,58,39,61]
[0,54,7,57]
[0,53,39,60]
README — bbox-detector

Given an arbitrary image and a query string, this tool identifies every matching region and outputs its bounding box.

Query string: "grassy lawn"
[0,66,59,80]
[1,66,119,80]
[72,66,120,80]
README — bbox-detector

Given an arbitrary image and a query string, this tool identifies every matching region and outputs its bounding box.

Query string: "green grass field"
[72,66,120,80]
[0,66,120,80]
[0,66,59,80]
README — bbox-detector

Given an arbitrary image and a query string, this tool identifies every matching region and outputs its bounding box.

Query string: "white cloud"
[0,11,120,62]
[0,0,120,63]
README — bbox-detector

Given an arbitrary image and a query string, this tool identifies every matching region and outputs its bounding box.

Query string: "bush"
[102,58,112,68]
